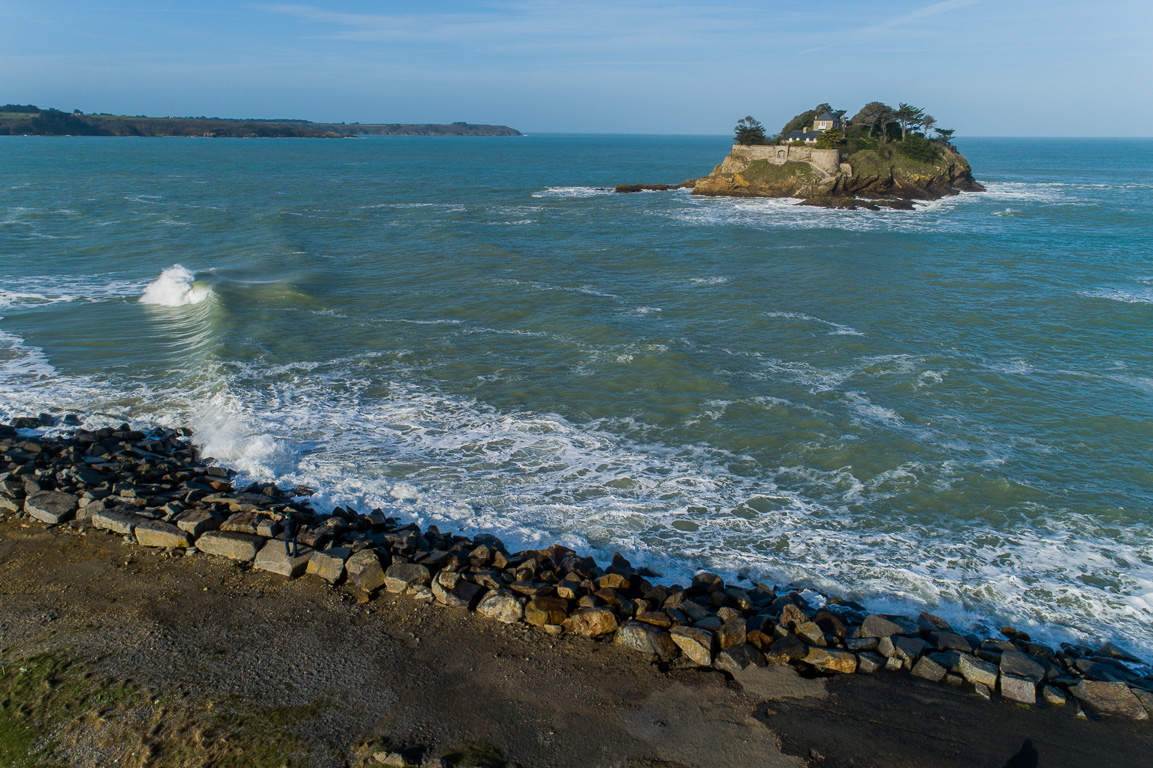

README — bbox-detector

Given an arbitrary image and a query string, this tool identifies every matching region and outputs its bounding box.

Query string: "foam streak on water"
[1,135,1152,657]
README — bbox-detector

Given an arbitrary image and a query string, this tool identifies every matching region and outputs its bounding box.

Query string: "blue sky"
[4,0,1151,135]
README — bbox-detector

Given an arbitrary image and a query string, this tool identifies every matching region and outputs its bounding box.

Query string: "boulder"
[25,491,79,525]
[615,620,680,662]
[931,631,974,653]
[1000,649,1045,683]
[911,655,948,683]
[998,675,1037,706]
[567,607,619,638]
[134,519,193,548]
[1070,681,1150,720]
[716,620,747,649]
[803,647,857,675]
[195,530,264,561]
[1041,685,1068,707]
[173,509,219,537]
[880,635,927,665]
[524,596,569,626]
[442,579,487,610]
[957,653,999,688]
[346,549,387,593]
[92,508,140,535]
[221,510,265,535]
[860,614,908,638]
[765,634,808,664]
[794,621,826,647]
[384,562,431,594]
[856,652,884,675]
[670,626,716,666]
[306,547,351,584]
[476,590,525,624]
[715,644,767,675]
[253,540,313,578]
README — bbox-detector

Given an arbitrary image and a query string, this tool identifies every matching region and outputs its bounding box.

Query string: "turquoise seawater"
[2,135,1151,653]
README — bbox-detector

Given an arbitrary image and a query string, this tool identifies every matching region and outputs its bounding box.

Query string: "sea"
[1,134,1151,656]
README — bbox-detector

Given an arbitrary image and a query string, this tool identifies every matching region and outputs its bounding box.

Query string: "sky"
[3,0,1152,136]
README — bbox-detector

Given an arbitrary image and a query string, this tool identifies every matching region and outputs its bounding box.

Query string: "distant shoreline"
[0,105,521,138]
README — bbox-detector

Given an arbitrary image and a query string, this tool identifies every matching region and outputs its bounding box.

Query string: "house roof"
[815,111,839,122]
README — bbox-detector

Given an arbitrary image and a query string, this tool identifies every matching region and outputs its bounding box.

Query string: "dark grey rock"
[346,549,387,593]
[860,614,907,638]
[911,655,948,683]
[856,651,884,675]
[1070,681,1150,720]
[253,540,312,578]
[715,643,767,674]
[1000,648,1045,684]
[25,491,79,525]
[195,530,264,561]
[999,674,1037,705]
[92,508,140,535]
[384,562,432,594]
[958,653,999,688]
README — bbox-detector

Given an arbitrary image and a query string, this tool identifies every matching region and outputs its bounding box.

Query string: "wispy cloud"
[800,0,981,54]
[259,1,801,56]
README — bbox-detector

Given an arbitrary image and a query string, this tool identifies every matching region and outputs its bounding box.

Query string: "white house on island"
[785,111,843,145]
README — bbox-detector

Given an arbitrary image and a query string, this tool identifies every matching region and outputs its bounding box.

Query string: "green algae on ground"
[0,651,138,767]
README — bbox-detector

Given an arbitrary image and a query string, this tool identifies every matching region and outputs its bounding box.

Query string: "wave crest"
[140,265,210,307]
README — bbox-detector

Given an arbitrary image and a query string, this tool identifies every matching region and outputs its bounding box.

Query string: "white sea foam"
[1082,286,1153,305]
[140,265,210,307]
[766,310,865,336]
[531,186,614,199]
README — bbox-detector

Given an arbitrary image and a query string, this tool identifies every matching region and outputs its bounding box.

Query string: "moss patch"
[738,160,815,186]
[0,651,138,767]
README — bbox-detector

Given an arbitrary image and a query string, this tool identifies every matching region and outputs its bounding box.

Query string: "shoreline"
[3,413,1151,719]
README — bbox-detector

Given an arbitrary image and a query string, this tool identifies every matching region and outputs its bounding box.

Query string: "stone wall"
[731,144,841,176]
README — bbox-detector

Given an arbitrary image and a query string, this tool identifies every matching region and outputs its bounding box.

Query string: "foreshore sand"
[2,416,1152,767]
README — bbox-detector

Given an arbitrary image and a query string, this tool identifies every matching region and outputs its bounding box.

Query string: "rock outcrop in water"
[3,412,1152,723]
[692,142,983,208]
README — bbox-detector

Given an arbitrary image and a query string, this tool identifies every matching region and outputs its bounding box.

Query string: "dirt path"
[2,520,1150,768]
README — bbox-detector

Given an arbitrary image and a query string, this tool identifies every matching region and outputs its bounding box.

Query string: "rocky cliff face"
[692,144,983,208]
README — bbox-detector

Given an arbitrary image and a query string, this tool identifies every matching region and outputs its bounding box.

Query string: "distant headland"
[619,102,983,210]
[0,104,522,138]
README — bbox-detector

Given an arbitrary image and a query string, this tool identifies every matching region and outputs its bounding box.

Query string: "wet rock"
[476,589,524,624]
[134,519,193,549]
[958,653,999,688]
[716,620,746,649]
[24,491,79,525]
[670,626,716,666]
[975,683,992,700]
[1070,681,1150,720]
[636,611,673,628]
[931,631,974,653]
[253,541,313,578]
[384,562,432,594]
[524,596,569,626]
[433,573,486,610]
[803,647,857,674]
[765,634,807,665]
[715,643,767,674]
[911,655,948,683]
[1132,688,1153,718]
[195,530,264,562]
[856,652,884,675]
[1000,649,1045,683]
[92,508,140,535]
[690,571,724,594]
[917,611,952,631]
[860,614,909,638]
[567,607,619,638]
[346,549,387,593]
[615,620,680,662]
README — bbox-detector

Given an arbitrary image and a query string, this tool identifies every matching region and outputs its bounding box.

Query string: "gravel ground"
[2,519,1151,768]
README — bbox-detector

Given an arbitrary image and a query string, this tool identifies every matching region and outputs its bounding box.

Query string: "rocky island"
[621,102,983,209]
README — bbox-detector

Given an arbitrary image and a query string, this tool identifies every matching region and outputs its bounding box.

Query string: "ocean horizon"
[2,133,1151,657]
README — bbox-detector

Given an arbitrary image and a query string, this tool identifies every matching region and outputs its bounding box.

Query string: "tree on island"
[778,103,833,138]
[894,103,926,141]
[815,129,844,149]
[733,116,768,145]
[850,102,894,139]
[934,127,956,145]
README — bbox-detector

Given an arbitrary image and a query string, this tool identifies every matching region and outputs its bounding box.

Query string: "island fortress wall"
[724,144,842,176]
